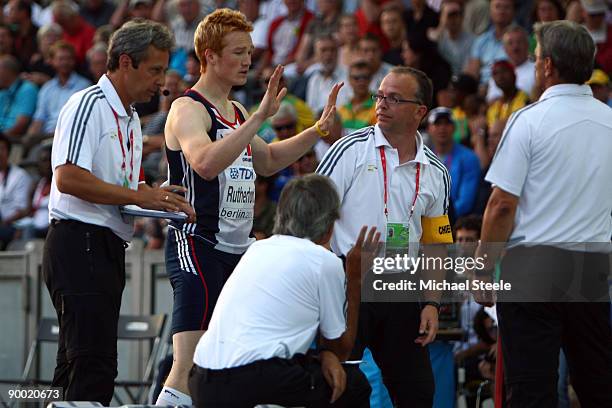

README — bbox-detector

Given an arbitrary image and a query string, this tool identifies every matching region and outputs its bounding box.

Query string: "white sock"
[155,386,192,406]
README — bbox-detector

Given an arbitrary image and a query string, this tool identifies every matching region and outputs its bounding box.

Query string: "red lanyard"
[32,179,50,210]
[379,147,420,221]
[111,108,134,185]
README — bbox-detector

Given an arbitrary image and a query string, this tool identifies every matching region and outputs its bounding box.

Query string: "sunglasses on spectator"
[351,74,371,81]
[273,123,297,131]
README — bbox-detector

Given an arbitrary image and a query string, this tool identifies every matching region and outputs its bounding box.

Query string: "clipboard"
[120,205,188,221]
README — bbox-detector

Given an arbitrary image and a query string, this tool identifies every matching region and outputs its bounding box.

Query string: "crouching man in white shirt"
[188,174,380,408]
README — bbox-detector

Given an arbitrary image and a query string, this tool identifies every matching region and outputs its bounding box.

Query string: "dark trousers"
[188,355,371,408]
[497,247,612,408]
[350,301,435,408]
[42,220,126,405]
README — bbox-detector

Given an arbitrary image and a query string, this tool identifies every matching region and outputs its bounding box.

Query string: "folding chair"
[0,317,58,407]
[113,314,167,405]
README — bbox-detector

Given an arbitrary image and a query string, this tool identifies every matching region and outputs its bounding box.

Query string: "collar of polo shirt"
[373,124,430,165]
[100,74,132,117]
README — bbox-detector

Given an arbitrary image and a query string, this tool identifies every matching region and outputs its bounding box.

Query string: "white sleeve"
[485,112,531,197]
[318,254,346,340]
[315,133,363,205]
[51,94,101,172]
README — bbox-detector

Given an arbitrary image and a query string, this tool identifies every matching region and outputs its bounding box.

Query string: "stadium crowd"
[0,0,610,406]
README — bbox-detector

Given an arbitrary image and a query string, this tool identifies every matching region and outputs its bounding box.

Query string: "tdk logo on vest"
[229,167,254,180]
[438,225,451,235]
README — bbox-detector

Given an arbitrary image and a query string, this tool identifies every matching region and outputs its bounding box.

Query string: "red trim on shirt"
[188,235,209,331]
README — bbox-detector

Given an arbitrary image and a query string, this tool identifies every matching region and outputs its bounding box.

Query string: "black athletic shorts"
[165,229,242,334]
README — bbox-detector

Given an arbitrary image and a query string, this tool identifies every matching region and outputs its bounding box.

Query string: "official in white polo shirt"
[317,66,454,407]
[43,20,194,405]
[477,20,612,407]
[189,175,378,407]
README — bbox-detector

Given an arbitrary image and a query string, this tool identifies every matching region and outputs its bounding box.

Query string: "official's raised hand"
[316,82,344,135]
[346,226,381,282]
[255,65,288,119]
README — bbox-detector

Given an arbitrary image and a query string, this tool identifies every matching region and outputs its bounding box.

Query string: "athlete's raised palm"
[255,65,288,119]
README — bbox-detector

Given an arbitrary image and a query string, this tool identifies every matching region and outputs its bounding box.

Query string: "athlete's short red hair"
[194,8,253,73]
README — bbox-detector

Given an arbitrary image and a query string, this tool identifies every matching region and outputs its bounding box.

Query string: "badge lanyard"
[111,108,134,188]
[379,146,420,222]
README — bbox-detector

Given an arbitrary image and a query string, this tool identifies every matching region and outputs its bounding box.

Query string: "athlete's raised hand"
[255,65,288,120]
[316,82,344,135]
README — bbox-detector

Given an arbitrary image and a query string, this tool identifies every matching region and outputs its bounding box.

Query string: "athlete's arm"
[165,65,288,181]
[246,82,344,176]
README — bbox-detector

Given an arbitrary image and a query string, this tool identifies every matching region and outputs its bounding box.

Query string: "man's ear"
[204,48,217,67]
[118,54,132,70]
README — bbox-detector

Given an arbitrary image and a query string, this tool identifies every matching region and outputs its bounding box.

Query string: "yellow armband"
[421,215,453,244]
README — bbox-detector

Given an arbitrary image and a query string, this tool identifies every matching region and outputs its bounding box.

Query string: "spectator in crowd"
[581,0,612,73]
[201,0,238,15]
[472,118,505,214]
[353,0,392,50]
[261,0,314,76]
[486,60,530,127]
[93,24,114,44]
[448,73,479,144]
[306,34,350,113]
[465,0,514,84]
[5,0,38,70]
[338,60,376,134]
[252,67,315,143]
[528,0,565,53]
[358,33,393,94]
[0,55,38,139]
[380,5,405,65]
[403,0,440,38]
[17,143,52,240]
[184,49,200,87]
[268,101,299,199]
[337,13,361,69]
[189,175,376,408]
[25,41,91,148]
[0,24,15,58]
[295,0,342,73]
[171,0,203,53]
[587,68,611,105]
[141,70,186,179]
[402,31,453,100]
[565,0,584,24]
[85,42,108,82]
[428,0,475,76]
[25,23,62,86]
[110,0,154,29]
[238,0,267,64]
[487,25,535,102]
[313,110,342,162]
[0,134,31,250]
[291,148,317,176]
[52,0,95,65]
[463,0,490,36]
[252,174,276,239]
[80,0,116,28]
[427,107,481,217]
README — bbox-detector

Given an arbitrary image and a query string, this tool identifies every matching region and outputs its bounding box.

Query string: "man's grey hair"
[503,24,528,41]
[52,0,78,18]
[270,101,297,124]
[107,19,174,71]
[87,41,108,62]
[534,20,595,84]
[37,23,63,44]
[273,174,340,242]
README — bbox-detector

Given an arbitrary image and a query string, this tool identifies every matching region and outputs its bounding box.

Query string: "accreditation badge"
[384,222,411,273]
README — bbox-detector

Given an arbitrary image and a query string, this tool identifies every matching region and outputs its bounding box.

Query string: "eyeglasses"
[273,122,297,132]
[351,74,371,81]
[373,94,422,106]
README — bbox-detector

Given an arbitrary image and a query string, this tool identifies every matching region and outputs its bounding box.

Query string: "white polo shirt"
[49,75,143,241]
[316,125,452,257]
[486,84,612,245]
[194,235,346,369]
